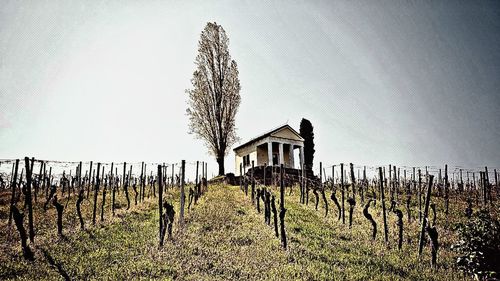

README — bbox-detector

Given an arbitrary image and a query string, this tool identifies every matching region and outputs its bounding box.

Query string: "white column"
[267,141,273,165]
[279,143,284,165]
[299,146,304,169]
[289,145,295,168]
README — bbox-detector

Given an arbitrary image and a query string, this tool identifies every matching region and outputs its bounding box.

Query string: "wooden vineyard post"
[379,167,388,243]
[35,160,43,203]
[180,160,186,228]
[158,165,163,246]
[320,162,328,217]
[418,169,422,222]
[195,161,199,204]
[279,164,287,249]
[495,169,498,196]
[419,175,434,256]
[87,161,92,199]
[239,163,243,192]
[251,161,255,204]
[124,162,131,210]
[101,165,107,221]
[350,163,356,201]
[143,164,147,201]
[171,164,174,188]
[140,162,144,203]
[341,163,345,224]
[92,163,101,225]
[484,169,489,201]
[8,159,20,226]
[361,166,366,203]
[24,157,35,243]
[444,165,449,215]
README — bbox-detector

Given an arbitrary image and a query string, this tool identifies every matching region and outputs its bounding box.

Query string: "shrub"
[452,210,500,280]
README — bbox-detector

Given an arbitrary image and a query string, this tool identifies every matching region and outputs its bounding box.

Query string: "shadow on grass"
[41,248,70,281]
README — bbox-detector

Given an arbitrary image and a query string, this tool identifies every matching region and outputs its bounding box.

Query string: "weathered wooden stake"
[279,164,287,249]
[92,163,101,225]
[251,161,255,204]
[195,161,199,204]
[101,166,107,222]
[444,165,449,215]
[341,163,345,224]
[379,167,388,243]
[87,161,92,199]
[179,160,186,227]
[8,159,19,226]
[158,165,163,246]
[24,157,35,243]
[271,195,278,237]
[418,175,434,255]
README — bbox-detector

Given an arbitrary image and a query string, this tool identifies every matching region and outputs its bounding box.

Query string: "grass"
[0,182,487,280]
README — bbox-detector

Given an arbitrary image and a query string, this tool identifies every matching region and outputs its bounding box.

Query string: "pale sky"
[1,0,499,176]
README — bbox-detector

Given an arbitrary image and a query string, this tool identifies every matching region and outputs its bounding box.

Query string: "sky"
[1,0,499,177]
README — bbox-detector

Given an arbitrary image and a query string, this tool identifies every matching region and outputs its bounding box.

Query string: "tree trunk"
[217,155,225,176]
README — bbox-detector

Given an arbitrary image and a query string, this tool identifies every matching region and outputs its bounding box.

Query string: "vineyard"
[0,158,499,280]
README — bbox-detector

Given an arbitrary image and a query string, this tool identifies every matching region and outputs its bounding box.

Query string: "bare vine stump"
[425,223,439,267]
[133,182,138,205]
[330,191,341,221]
[76,188,85,230]
[389,200,396,212]
[271,195,278,238]
[394,209,403,250]
[52,195,64,236]
[160,201,175,245]
[321,188,328,217]
[313,188,319,210]
[465,199,473,219]
[188,187,194,210]
[347,197,356,228]
[44,185,57,210]
[363,199,376,240]
[11,205,34,260]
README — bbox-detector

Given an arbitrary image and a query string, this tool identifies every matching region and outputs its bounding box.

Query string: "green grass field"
[0,184,477,280]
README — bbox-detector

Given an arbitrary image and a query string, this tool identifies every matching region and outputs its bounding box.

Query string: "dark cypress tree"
[299,118,315,173]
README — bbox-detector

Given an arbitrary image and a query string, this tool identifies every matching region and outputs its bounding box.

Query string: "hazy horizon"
[1,1,499,176]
